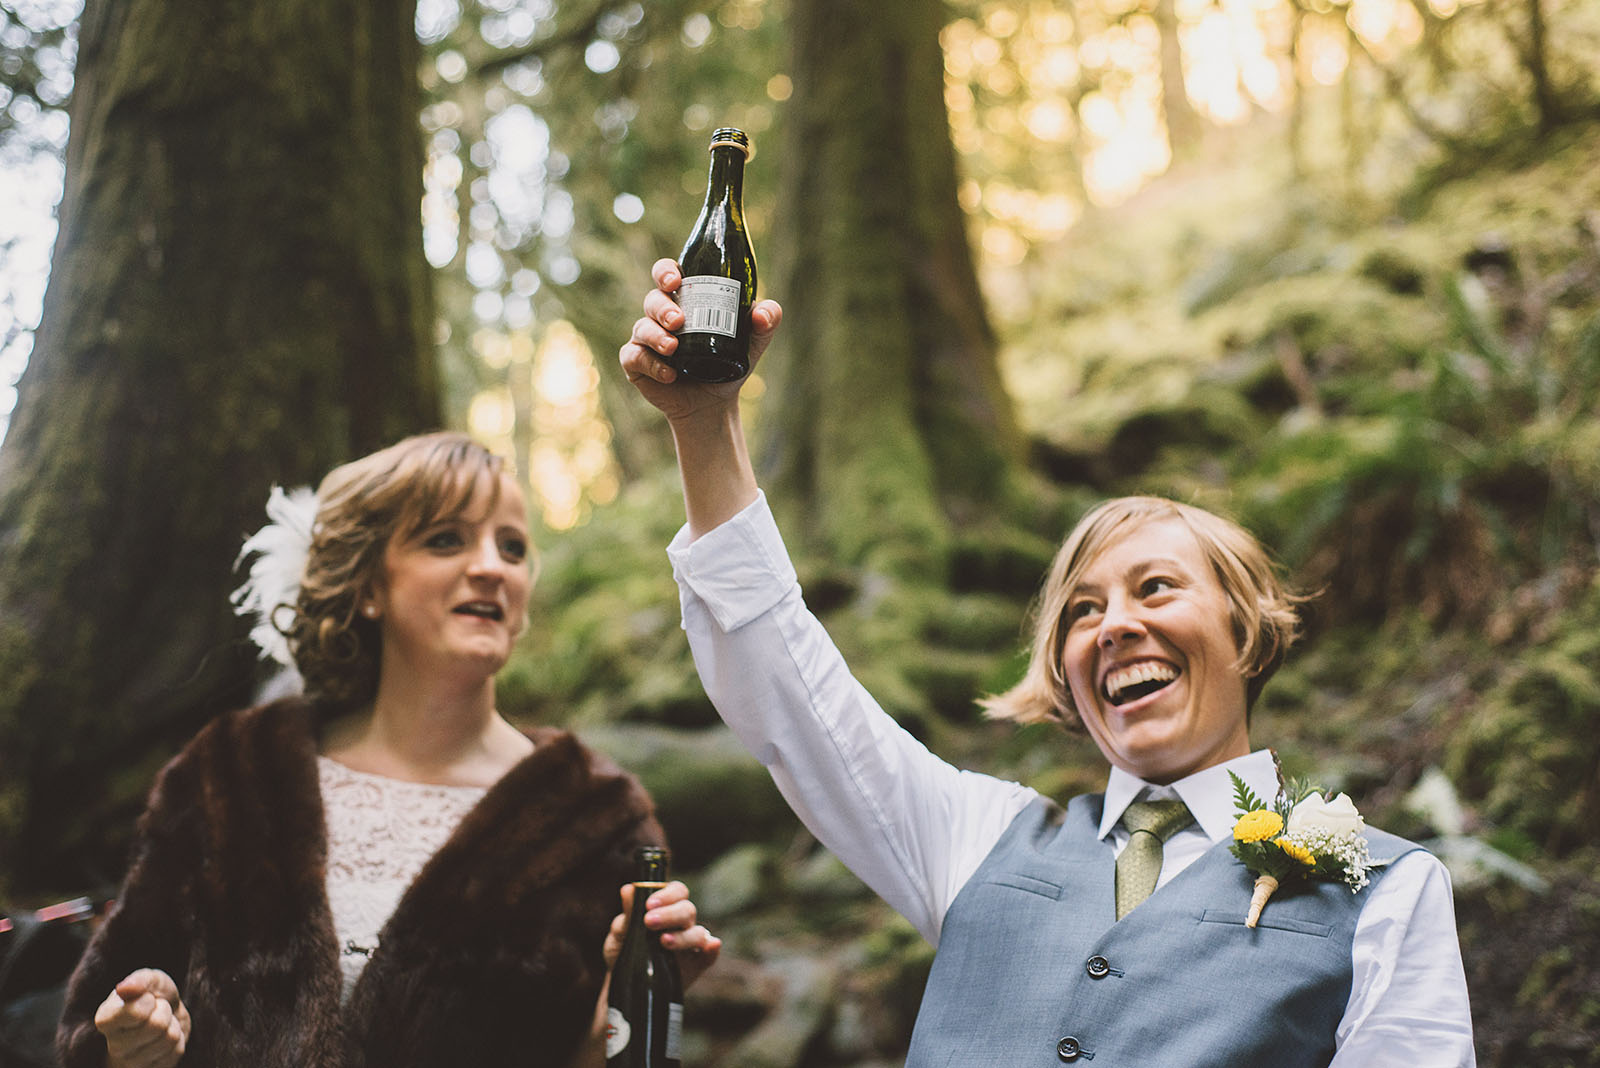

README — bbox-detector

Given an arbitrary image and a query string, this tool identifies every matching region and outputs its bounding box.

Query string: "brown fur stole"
[57,698,663,1068]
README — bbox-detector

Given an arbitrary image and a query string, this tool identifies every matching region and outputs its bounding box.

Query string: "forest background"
[1,0,1598,1063]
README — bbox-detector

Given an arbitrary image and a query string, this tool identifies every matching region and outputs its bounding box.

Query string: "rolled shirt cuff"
[667,490,799,633]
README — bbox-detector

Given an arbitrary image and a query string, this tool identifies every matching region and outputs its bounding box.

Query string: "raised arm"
[622,263,1036,940]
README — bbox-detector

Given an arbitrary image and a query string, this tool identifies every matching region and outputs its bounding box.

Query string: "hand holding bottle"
[621,257,778,537]
[621,258,783,421]
[603,849,719,1067]
[602,877,722,989]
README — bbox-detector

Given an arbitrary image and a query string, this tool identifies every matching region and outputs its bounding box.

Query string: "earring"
[362,604,379,619]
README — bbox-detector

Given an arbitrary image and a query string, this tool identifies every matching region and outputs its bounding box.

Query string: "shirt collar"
[1098,750,1281,843]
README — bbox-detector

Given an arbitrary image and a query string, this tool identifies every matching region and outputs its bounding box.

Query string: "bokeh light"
[612,192,645,223]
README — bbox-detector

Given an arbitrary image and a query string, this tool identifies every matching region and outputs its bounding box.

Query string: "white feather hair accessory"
[231,484,320,667]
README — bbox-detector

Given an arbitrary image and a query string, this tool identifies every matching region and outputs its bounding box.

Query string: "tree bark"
[1342,21,1363,195]
[0,0,438,892]
[1287,0,1307,179]
[1344,19,1462,149]
[1153,0,1202,161]
[1524,0,1560,133]
[760,0,1020,574]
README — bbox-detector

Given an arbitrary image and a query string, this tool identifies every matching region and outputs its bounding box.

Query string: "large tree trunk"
[761,0,1020,575]
[0,0,437,894]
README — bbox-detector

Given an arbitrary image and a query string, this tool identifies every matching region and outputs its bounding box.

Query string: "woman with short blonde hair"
[983,495,1305,728]
[623,258,1475,1067]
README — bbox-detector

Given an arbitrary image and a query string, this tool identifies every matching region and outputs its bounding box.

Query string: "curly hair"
[980,496,1308,729]
[284,432,509,708]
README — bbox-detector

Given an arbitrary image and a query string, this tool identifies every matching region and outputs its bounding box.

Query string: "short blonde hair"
[285,432,510,707]
[981,496,1305,728]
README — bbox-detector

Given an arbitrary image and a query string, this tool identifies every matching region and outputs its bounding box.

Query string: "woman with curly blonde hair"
[59,432,719,1068]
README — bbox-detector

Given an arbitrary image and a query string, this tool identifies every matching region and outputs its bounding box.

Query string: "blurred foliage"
[414,0,786,521]
[410,0,1600,536]
[0,0,77,440]
[499,466,698,726]
[1011,120,1600,632]
[0,0,75,154]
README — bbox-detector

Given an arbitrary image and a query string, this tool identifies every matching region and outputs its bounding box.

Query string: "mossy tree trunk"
[0,0,438,894]
[759,0,1021,577]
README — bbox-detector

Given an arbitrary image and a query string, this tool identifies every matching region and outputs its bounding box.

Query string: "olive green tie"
[1115,800,1195,920]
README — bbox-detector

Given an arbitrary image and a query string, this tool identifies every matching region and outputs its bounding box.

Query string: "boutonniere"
[1228,762,1373,928]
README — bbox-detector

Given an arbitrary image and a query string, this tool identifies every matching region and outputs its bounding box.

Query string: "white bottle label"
[604,1006,630,1058]
[665,1002,683,1060]
[678,276,741,338]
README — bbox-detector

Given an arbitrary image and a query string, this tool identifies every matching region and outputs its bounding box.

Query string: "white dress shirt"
[669,492,1476,1066]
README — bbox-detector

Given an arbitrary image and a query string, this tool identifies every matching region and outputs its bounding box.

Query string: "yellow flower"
[1275,837,1316,866]
[1233,809,1284,842]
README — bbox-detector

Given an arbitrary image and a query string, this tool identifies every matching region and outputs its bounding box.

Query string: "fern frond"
[1230,770,1265,815]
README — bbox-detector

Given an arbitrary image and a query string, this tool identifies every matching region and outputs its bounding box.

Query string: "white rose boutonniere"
[1229,761,1374,928]
[1287,792,1365,836]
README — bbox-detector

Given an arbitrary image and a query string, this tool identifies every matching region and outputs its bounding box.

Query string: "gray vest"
[907,795,1419,1068]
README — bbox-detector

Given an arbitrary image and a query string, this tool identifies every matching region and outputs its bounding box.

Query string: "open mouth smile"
[1103,661,1179,707]
[453,601,505,621]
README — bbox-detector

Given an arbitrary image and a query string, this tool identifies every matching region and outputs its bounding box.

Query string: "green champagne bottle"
[605,846,683,1067]
[671,128,756,383]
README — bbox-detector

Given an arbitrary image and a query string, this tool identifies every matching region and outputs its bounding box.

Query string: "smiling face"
[1059,518,1251,784]
[369,472,532,683]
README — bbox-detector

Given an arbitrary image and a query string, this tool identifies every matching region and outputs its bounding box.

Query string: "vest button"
[1085,954,1111,978]
[1057,1036,1082,1061]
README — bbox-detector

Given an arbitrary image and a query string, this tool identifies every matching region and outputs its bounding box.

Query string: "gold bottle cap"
[709,127,752,160]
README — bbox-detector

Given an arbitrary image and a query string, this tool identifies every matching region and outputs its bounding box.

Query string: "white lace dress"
[317,757,487,1001]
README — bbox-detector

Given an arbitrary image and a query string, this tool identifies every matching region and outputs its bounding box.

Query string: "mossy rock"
[1355,244,1428,296]
[1101,381,1265,479]
[947,527,1059,598]
[788,847,872,906]
[715,956,842,1068]
[563,723,796,868]
[1445,577,1600,856]
[1207,273,1446,398]
[696,842,778,918]
[901,645,1005,723]
[919,591,1030,650]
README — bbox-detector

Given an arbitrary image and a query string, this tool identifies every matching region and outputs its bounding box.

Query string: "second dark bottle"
[605,846,683,1067]
[671,128,756,383]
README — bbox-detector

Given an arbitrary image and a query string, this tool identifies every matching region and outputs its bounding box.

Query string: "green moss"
[919,592,1028,650]
[1447,576,1600,855]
